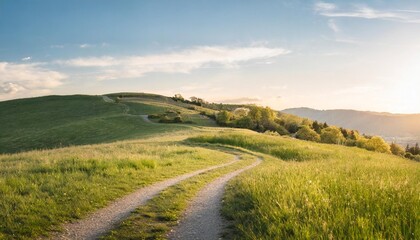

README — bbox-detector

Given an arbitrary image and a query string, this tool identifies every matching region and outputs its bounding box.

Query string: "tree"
[414,143,420,155]
[248,106,262,129]
[235,116,255,129]
[216,110,232,126]
[364,136,391,153]
[285,122,300,134]
[312,121,321,133]
[320,126,345,144]
[390,143,405,156]
[296,126,320,142]
[173,94,184,101]
[340,128,349,138]
[275,125,289,135]
[233,108,250,118]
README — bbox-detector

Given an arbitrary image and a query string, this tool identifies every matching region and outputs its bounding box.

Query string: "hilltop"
[0,93,217,153]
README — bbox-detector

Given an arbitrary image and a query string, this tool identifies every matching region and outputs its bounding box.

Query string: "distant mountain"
[282,108,420,146]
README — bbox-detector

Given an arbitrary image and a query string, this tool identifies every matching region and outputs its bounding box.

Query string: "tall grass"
[191,131,420,239]
[190,131,333,161]
[0,140,231,239]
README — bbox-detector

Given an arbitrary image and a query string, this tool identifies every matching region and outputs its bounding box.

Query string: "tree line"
[172,94,419,161]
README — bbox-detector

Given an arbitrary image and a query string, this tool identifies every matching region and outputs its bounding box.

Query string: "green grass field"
[0,94,216,154]
[1,93,419,239]
[191,131,420,239]
[0,136,233,239]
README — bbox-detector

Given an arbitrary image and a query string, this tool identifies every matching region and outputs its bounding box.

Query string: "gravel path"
[53,157,239,240]
[168,158,262,240]
[101,95,115,103]
[140,115,154,123]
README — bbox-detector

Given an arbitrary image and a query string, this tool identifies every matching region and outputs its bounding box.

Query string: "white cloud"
[315,2,420,23]
[314,2,337,12]
[328,19,340,32]
[0,62,66,96]
[21,57,31,61]
[215,97,262,104]
[59,46,290,80]
[79,43,93,48]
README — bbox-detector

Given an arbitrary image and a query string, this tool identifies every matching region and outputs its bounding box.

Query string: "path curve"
[53,156,239,240]
[101,95,115,103]
[168,158,262,240]
[140,114,154,123]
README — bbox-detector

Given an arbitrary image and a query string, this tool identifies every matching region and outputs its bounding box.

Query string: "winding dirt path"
[168,158,262,240]
[140,114,154,123]
[101,95,115,103]
[53,157,239,240]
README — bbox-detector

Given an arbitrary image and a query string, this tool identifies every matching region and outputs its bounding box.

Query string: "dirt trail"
[168,158,262,240]
[53,157,239,240]
[140,115,154,123]
[101,95,114,103]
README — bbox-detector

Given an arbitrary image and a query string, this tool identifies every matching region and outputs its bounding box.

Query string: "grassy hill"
[191,131,420,239]
[0,93,418,239]
[282,107,420,145]
[0,93,216,154]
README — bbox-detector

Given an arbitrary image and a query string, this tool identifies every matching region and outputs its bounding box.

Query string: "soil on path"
[168,158,262,240]
[140,115,154,123]
[52,157,239,240]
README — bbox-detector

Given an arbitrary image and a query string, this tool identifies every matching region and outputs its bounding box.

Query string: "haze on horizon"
[1,0,419,114]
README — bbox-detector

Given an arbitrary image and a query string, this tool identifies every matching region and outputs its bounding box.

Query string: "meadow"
[0,136,232,239]
[0,94,208,154]
[191,131,420,239]
[1,93,419,239]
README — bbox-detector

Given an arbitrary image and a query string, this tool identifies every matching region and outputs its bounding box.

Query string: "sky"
[1,0,420,113]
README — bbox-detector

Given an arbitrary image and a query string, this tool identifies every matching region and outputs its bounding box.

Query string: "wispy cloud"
[58,46,290,80]
[328,19,340,32]
[315,2,336,12]
[315,2,420,23]
[21,56,31,61]
[215,97,262,104]
[79,43,93,48]
[0,62,66,96]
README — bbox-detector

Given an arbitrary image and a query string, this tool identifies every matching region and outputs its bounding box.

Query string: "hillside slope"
[0,93,216,153]
[282,107,420,145]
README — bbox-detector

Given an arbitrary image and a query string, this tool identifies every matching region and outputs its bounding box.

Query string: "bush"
[275,125,289,136]
[285,122,300,134]
[216,110,233,126]
[264,131,280,136]
[320,127,345,144]
[390,143,405,156]
[364,136,391,154]
[296,126,320,142]
[148,114,160,119]
[235,116,255,129]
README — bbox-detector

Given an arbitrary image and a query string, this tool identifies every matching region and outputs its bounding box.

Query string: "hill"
[0,93,418,239]
[282,107,420,145]
[0,93,217,154]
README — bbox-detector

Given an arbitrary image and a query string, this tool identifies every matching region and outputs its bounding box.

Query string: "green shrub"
[390,143,405,156]
[296,126,320,142]
[364,136,391,153]
[320,127,345,144]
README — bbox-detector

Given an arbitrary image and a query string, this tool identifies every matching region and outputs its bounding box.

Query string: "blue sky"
[1,0,420,113]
